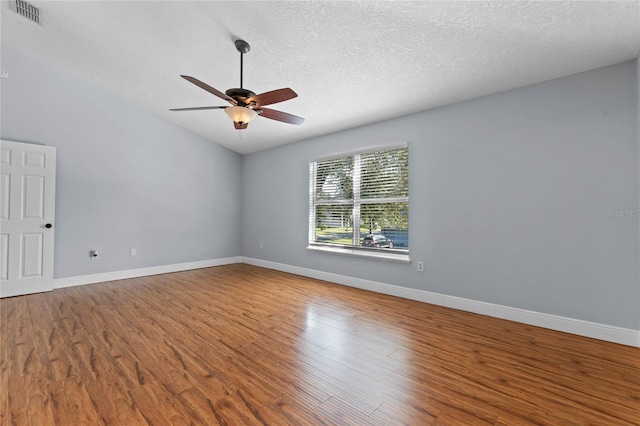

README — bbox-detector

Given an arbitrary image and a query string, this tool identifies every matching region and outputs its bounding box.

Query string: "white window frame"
[307,143,410,263]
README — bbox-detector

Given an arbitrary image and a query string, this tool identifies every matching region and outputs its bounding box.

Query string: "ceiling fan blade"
[246,88,297,107]
[258,107,305,125]
[234,122,249,130]
[180,75,237,105]
[169,106,227,111]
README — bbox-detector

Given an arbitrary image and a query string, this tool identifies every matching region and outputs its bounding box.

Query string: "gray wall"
[2,43,638,331]
[1,46,243,278]
[637,54,640,332]
[243,61,640,330]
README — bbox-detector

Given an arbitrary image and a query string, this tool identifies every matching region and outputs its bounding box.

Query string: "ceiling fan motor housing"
[225,88,257,106]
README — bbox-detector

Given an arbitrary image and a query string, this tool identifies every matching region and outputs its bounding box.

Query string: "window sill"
[306,245,411,263]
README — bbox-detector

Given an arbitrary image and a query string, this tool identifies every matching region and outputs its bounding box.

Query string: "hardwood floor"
[1,264,639,425]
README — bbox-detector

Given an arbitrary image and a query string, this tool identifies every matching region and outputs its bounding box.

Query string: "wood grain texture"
[1,264,639,425]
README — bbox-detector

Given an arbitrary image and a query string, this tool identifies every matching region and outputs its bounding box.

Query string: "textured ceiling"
[2,1,639,154]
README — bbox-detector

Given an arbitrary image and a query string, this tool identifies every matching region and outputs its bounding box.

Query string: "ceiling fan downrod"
[235,39,250,89]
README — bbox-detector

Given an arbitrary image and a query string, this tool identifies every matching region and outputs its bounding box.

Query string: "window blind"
[309,145,409,253]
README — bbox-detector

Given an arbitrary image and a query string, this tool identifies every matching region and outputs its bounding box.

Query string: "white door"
[0,140,56,298]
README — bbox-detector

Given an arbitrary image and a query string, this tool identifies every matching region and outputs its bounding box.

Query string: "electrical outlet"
[259,242,264,249]
[130,248,137,256]
[417,261,424,272]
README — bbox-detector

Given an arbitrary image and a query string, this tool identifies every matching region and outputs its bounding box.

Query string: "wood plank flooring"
[1,264,639,425]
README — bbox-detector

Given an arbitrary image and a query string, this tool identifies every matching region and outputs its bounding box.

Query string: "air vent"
[14,0,40,24]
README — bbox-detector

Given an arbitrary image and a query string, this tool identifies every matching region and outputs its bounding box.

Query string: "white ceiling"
[2,1,639,154]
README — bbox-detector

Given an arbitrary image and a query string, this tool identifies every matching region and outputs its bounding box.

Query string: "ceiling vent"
[13,0,40,24]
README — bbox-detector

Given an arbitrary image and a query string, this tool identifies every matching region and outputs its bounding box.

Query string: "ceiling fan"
[170,39,304,130]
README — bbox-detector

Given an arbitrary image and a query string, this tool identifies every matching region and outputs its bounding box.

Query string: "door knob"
[45,223,52,229]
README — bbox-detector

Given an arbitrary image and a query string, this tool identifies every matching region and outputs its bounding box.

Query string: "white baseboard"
[53,256,242,289]
[52,256,639,348]
[242,257,640,348]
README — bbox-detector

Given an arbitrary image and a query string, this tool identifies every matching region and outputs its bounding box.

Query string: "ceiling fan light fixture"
[225,106,258,125]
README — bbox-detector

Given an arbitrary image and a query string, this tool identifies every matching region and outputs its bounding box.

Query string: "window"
[308,144,409,261]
